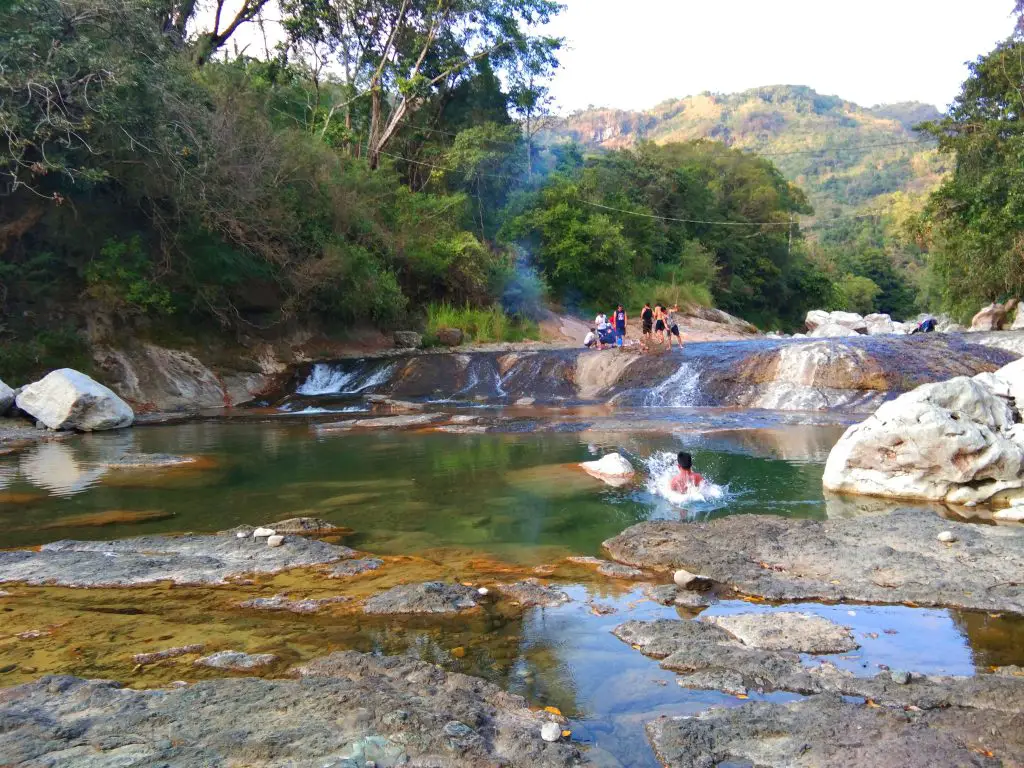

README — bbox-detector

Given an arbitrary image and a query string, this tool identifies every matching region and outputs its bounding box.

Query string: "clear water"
[1,416,1022,768]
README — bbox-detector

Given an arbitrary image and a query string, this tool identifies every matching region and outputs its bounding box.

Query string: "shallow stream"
[1,411,1022,767]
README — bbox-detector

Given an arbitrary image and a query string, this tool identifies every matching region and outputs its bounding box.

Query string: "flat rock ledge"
[363,581,479,614]
[700,612,858,653]
[0,652,587,767]
[0,533,349,587]
[603,507,1024,613]
[493,579,571,607]
[646,694,1024,768]
[613,618,1024,713]
[238,594,351,614]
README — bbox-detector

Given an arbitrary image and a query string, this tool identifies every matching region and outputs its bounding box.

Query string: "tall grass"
[425,302,539,344]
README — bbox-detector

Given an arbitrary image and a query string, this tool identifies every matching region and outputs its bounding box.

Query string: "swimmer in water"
[670,451,703,494]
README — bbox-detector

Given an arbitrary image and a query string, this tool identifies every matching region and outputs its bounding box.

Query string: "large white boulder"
[580,453,635,487]
[809,322,860,338]
[804,310,831,332]
[16,368,134,431]
[1012,305,1024,331]
[864,313,894,335]
[828,311,867,333]
[823,376,1024,505]
[0,379,14,414]
[974,358,1024,410]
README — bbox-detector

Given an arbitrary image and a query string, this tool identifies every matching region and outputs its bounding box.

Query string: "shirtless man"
[670,451,703,493]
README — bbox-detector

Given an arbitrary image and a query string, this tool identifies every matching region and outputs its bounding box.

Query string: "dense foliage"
[501,142,832,327]
[918,36,1024,319]
[1,0,903,376]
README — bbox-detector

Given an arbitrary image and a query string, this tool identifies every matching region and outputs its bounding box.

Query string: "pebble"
[937,531,957,543]
[443,721,474,738]
[477,587,489,596]
[253,527,275,538]
[890,669,912,685]
[235,531,247,539]
[267,535,284,548]
[540,721,562,742]
[673,568,710,590]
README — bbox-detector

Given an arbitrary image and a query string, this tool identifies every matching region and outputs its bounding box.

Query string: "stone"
[238,594,349,614]
[252,527,275,538]
[540,722,561,743]
[133,645,205,665]
[891,669,912,685]
[603,508,1024,613]
[699,611,858,653]
[366,395,425,414]
[261,517,346,536]
[644,694,1024,768]
[435,327,465,347]
[971,298,1018,331]
[823,376,1024,505]
[643,583,712,609]
[266,535,284,547]
[994,507,1024,521]
[1013,304,1024,331]
[328,558,384,577]
[316,413,446,432]
[805,311,866,334]
[0,533,348,587]
[808,322,861,338]
[16,369,133,431]
[974,356,1024,407]
[393,330,422,348]
[804,309,831,331]
[937,530,957,543]
[493,579,571,608]
[0,379,15,415]
[579,453,634,485]
[672,568,711,590]
[194,650,277,670]
[864,312,897,335]
[363,581,479,614]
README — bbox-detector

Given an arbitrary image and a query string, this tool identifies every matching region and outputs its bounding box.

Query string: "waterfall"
[644,362,701,407]
[296,362,395,396]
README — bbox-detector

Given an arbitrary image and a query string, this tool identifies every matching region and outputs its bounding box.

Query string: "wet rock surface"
[700,612,857,653]
[603,507,1024,613]
[363,581,479,614]
[0,654,587,767]
[646,694,1024,768]
[0,533,348,587]
[194,650,278,670]
[614,618,1024,711]
[328,557,384,577]
[494,579,571,607]
[238,594,351,613]
[16,368,134,432]
[316,413,446,431]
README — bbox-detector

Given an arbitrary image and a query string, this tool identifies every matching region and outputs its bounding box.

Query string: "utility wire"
[372,148,898,228]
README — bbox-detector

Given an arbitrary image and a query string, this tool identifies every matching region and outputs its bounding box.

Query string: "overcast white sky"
[543,0,1015,113]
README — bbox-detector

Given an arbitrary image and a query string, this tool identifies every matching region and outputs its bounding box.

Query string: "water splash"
[296,363,395,396]
[644,362,701,407]
[644,451,730,510]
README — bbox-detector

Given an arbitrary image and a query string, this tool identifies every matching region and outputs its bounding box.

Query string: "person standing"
[613,304,628,347]
[664,305,684,350]
[641,302,654,338]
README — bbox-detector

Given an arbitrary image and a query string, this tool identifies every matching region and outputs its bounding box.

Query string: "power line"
[372,147,900,229]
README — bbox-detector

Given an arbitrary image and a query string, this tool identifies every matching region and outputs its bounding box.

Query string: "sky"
[541,0,1016,113]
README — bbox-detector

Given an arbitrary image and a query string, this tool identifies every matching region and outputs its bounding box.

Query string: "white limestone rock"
[864,313,895,335]
[16,369,133,431]
[579,453,635,486]
[808,322,861,338]
[823,376,1024,505]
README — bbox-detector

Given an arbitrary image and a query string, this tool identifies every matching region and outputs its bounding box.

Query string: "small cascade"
[643,362,701,407]
[296,361,395,396]
[451,356,505,400]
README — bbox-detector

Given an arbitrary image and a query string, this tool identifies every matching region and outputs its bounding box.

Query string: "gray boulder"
[16,368,133,431]
[435,327,465,347]
[393,330,423,348]
[363,581,478,614]
[0,379,14,415]
[808,322,860,338]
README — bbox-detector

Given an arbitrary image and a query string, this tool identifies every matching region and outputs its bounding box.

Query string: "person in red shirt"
[670,451,703,493]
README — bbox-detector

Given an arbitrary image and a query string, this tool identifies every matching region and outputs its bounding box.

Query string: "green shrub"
[424,302,539,344]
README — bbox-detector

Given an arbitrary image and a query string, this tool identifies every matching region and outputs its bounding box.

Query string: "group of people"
[583,302,684,351]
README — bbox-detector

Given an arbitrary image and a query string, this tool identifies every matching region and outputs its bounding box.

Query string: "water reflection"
[18,442,107,497]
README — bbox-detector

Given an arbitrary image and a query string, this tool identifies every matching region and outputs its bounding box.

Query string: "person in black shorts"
[664,305,683,350]
[613,304,627,347]
[653,305,666,336]
[641,302,653,337]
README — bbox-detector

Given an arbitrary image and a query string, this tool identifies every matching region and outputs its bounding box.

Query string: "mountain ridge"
[541,84,948,225]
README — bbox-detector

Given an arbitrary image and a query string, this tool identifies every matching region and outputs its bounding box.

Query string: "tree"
[280,0,561,167]
[920,37,1024,317]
